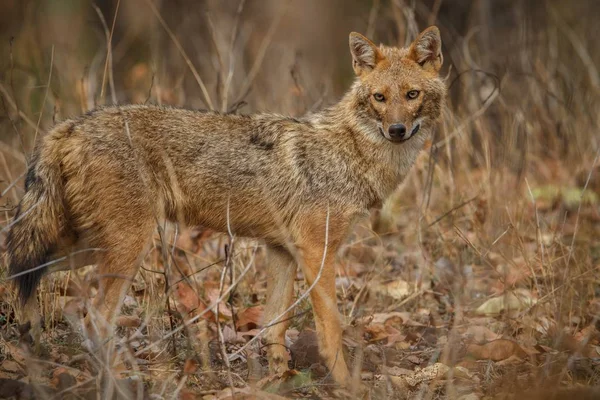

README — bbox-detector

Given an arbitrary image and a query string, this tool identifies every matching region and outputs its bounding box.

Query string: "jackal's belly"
[178,193,292,245]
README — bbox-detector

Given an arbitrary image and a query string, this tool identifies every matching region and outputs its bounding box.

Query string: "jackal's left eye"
[407,90,420,100]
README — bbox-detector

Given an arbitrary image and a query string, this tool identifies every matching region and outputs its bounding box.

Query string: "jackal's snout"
[383,122,421,143]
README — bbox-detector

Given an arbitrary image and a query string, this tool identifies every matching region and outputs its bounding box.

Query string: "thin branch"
[143,0,214,109]
[0,171,25,198]
[0,81,45,137]
[221,0,246,112]
[565,147,600,270]
[231,0,290,107]
[33,45,54,147]
[427,193,479,227]
[93,1,119,104]
[2,248,104,281]
[8,36,28,161]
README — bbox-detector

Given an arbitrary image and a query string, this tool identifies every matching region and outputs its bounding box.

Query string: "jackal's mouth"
[408,123,421,139]
[379,123,421,143]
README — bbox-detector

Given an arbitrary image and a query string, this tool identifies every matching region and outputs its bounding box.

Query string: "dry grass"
[0,0,599,399]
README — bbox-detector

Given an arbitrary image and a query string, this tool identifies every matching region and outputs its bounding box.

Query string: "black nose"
[388,124,406,139]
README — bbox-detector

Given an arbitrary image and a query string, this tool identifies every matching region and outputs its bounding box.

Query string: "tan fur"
[6,27,446,386]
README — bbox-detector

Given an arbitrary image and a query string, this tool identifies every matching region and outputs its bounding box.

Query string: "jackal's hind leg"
[18,294,42,354]
[84,230,151,344]
[263,245,297,375]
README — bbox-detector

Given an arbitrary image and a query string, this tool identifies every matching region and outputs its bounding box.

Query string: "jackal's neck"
[307,82,420,206]
[307,82,379,141]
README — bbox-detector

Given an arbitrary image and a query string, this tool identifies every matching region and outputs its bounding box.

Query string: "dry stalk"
[32,45,54,148]
[93,3,119,105]
[143,0,214,110]
[0,81,44,137]
[221,0,246,112]
[231,0,291,107]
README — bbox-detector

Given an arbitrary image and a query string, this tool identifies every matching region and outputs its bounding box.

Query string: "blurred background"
[0,0,599,398]
[1,0,598,155]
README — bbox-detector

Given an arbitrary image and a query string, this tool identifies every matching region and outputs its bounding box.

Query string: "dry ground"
[1,0,600,399]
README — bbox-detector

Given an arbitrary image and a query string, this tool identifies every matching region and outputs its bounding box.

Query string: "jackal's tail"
[6,134,67,305]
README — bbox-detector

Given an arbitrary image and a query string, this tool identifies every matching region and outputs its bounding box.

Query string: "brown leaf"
[364,323,390,343]
[174,282,199,313]
[466,339,527,361]
[390,363,450,388]
[50,368,76,390]
[371,280,412,300]
[116,315,142,328]
[183,358,198,375]
[4,343,26,366]
[222,325,243,344]
[236,306,264,330]
[407,355,422,365]
[465,325,501,342]
[174,282,214,322]
[1,360,22,374]
[206,288,233,318]
[179,389,197,400]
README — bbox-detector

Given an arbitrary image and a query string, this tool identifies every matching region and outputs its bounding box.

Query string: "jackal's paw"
[267,355,290,376]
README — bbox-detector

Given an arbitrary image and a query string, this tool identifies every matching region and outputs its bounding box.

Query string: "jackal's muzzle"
[380,122,421,143]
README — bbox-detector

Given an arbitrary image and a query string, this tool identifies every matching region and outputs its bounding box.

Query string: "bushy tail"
[6,143,66,304]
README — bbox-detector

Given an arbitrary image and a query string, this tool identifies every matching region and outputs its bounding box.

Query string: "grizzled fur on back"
[6,27,446,386]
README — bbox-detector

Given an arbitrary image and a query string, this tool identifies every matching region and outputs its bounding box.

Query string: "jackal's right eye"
[373,93,385,102]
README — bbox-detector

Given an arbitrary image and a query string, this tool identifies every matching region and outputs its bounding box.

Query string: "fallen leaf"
[475,290,536,316]
[4,343,26,366]
[364,323,390,343]
[466,339,527,361]
[206,288,233,318]
[50,368,76,390]
[221,325,243,344]
[1,360,22,374]
[465,325,501,342]
[174,283,213,321]
[116,315,142,328]
[175,282,200,314]
[372,280,412,300]
[407,355,422,365]
[183,358,198,375]
[236,306,263,330]
[179,389,197,400]
[390,363,450,387]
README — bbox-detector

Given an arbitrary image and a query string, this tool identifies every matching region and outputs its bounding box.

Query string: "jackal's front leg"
[299,243,350,386]
[263,245,297,375]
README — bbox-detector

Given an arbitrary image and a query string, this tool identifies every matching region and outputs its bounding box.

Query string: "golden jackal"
[6,27,445,386]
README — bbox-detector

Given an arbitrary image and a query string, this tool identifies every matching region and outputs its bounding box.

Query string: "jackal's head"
[349,27,446,144]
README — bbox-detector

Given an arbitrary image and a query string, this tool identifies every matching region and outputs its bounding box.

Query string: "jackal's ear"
[408,26,443,73]
[349,32,385,76]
